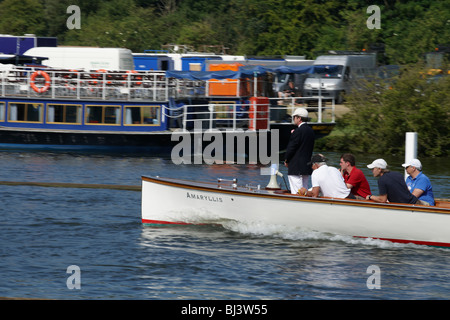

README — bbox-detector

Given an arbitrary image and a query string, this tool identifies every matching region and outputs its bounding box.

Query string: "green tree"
[246,0,346,57]
[0,0,46,35]
[320,64,450,157]
[1,0,448,62]
[383,1,450,64]
[63,0,161,52]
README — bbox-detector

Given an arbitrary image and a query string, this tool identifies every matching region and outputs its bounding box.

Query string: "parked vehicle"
[303,53,377,103]
[24,47,135,71]
[0,34,57,55]
[424,45,449,77]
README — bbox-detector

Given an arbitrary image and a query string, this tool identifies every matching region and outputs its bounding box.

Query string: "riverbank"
[314,103,349,151]
[334,104,350,117]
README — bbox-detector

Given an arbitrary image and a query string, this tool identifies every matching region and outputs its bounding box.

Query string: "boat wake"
[148,207,429,250]
[220,220,426,250]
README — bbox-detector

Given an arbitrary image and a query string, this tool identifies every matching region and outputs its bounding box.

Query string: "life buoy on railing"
[30,71,51,93]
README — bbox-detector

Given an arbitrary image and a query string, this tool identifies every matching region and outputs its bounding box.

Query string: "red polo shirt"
[343,167,371,198]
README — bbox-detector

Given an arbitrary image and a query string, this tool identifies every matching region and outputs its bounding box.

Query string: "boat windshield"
[312,65,344,79]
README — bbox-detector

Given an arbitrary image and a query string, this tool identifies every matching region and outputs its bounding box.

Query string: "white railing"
[0,66,171,101]
[176,96,335,131]
[0,66,269,101]
[268,96,336,123]
[181,102,262,131]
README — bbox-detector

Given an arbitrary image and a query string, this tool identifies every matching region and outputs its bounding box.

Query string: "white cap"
[367,158,387,169]
[402,159,422,170]
[292,108,308,118]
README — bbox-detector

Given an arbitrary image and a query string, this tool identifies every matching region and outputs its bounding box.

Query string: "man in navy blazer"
[284,108,315,194]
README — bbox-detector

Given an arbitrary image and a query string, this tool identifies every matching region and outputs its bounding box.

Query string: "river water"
[0,150,449,302]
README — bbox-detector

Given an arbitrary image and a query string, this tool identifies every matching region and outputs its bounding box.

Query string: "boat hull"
[0,124,332,154]
[141,176,450,247]
[0,95,334,154]
[0,127,176,153]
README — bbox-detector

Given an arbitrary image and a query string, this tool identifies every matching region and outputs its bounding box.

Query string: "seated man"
[402,159,435,206]
[277,81,296,105]
[365,159,418,204]
[299,154,353,199]
[278,81,295,98]
[339,153,371,199]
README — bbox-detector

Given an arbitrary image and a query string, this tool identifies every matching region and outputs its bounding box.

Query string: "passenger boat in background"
[141,175,450,248]
[0,65,336,155]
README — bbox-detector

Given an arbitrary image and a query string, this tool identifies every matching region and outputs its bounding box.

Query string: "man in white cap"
[284,107,315,194]
[402,159,435,206]
[365,158,418,204]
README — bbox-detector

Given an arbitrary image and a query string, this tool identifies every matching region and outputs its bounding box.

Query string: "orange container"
[249,97,269,130]
[208,63,244,96]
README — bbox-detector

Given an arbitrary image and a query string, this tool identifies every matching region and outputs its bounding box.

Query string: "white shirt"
[311,164,350,198]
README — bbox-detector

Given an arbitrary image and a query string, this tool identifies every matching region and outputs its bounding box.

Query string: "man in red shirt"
[339,153,371,199]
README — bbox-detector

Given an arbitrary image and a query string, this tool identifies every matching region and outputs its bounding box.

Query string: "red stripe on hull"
[354,236,450,248]
[142,219,193,226]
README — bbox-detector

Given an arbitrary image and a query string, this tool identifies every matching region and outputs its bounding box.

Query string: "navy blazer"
[284,123,315,176]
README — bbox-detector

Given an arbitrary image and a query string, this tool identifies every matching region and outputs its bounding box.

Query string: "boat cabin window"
[47,104,82,124]
[0,102,5,121]
[8,103,43,123]
[124,106,160,125]
[86,105,121,125]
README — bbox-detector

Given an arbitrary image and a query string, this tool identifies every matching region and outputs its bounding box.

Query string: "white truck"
[303,54,377,103]
[24,47,135,71]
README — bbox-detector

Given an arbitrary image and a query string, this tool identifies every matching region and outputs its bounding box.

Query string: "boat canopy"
[165,65,340,80]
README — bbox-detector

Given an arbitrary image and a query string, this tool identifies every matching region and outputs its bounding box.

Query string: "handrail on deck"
[1,66,282,101]
[177,96,335,131]
[268,96,336,123]
[0,66,169,101]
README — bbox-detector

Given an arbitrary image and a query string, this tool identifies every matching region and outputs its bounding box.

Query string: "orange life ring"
[30,71,51,93]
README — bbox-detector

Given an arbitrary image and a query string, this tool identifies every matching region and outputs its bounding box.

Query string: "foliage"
[0,0,46,35]
[318,66,450,157]
[0,0,448,63]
